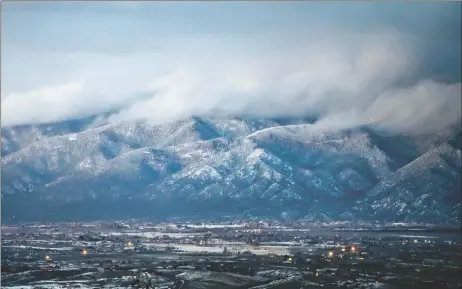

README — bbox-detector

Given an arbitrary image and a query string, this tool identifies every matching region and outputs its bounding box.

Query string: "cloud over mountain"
[2,2,460,135]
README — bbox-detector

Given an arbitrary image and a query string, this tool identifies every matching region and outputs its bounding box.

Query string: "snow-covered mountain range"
[2,116,461,224]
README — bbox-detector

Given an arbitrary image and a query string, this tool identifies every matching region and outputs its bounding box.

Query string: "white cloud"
[106,31,460,135]
[366,81,462,134]
[1,14,460,136]
[2,82,84,126]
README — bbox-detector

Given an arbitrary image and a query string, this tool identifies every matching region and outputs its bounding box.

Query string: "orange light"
[351,246,356,252]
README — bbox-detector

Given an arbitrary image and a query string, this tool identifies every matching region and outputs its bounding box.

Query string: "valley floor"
[2,221,461,289]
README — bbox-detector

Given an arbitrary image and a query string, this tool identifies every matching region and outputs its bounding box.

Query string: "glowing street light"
[44,255,51,261]
[328,251,334,258]
[351,246,356,252]
[81,249,88,256]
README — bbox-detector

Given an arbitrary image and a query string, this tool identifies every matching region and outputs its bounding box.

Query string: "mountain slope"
[1,115,99,156]
[354,140,462,223]
[1,117,460,223]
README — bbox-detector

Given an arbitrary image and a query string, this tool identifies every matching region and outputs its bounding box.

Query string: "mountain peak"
[2,117,460,224]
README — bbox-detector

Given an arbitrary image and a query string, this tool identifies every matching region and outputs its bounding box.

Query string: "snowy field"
[151,243,292,255]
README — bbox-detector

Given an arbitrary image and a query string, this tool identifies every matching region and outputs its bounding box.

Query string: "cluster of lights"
[329,245,357,257]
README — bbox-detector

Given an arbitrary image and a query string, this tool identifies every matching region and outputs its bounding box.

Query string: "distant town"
[2,220,461,288]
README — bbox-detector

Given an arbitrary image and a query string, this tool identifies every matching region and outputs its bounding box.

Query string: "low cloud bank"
[109,31,461,135]
[2,3,460,136]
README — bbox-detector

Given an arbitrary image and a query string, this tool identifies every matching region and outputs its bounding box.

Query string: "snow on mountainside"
[355,140,462,223]
[1,116,461,223]
[1,115,99,156]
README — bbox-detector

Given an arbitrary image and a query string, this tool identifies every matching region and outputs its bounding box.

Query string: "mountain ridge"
[2,116,461,224]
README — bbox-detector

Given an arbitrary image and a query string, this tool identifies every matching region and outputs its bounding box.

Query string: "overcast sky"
[1,2,461,135]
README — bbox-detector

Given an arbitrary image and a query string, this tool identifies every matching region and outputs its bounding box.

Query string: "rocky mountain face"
[1,116,461,224]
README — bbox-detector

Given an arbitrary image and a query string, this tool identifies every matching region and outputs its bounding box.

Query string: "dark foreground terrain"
[2,221,461,289]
